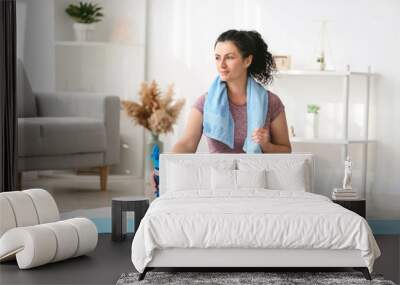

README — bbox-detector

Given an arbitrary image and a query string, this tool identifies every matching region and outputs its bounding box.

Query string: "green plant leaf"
[307,104,320,114]
[65,1,104,24]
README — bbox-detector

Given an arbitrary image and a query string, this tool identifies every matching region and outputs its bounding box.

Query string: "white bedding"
[131,190,380,273]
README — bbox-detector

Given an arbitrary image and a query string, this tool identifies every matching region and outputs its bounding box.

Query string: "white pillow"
[267,161,306,191]
[236,169,267,189]
[211,168,267,191]
[211,168,236,191]
[167,160,235,192]
[167,162,210,191]
[237,159,308,191]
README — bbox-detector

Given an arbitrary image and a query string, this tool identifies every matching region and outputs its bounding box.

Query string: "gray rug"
[116,271,396,285]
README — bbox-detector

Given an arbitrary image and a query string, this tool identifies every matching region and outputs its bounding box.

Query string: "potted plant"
[65,1,104,41]
[305,104,320,139]
[122,81,185,181]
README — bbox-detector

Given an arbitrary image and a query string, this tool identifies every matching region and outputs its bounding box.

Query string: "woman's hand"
[251,127,270,145]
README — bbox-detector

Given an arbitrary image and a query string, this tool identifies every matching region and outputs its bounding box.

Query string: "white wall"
[147,0,400,219]
[17,0,55,92]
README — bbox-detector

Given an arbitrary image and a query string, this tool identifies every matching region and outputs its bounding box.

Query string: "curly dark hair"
[215,29,276,86]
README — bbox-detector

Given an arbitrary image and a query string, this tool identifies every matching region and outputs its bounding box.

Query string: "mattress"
[131,190,380,273]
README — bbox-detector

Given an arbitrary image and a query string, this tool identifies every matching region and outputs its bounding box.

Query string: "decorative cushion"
[267,161,306,191]
[211,168,236,190]
[18,117,107,157]
[166,160,235,192]
[167,162,210,191]
[210,169,267,191]
[237,159,308,191]
[236,169,267,189]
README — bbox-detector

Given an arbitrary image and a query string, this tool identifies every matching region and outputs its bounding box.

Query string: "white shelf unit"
[272,66,375,199]
[276,70,375,76]
[52,0,147,177]
[55,41,144,48]
[289,138,376,145]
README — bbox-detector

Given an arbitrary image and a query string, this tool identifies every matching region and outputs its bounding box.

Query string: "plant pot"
[73,23,96,41]
[305,113,319,139]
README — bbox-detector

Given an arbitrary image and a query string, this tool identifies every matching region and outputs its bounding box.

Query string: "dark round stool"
[111,196,149,242]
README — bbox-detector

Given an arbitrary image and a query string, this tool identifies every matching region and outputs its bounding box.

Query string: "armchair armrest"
[35,92,120,165]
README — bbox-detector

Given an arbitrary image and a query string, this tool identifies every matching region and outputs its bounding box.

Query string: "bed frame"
[138,154,372,281]
[140,248,371,280]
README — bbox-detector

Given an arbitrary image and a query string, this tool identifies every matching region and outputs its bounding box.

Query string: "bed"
[131,153,380,281]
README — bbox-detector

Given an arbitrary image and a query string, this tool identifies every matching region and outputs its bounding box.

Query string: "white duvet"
[131,190,380,273]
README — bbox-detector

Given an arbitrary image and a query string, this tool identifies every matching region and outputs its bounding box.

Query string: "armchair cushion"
[18,117,107,157]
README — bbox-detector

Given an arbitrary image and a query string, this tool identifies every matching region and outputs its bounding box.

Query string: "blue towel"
[203,76,268,153]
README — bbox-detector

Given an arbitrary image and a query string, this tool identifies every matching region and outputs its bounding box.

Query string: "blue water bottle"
[151,144,160,197]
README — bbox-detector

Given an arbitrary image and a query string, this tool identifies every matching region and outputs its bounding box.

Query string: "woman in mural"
[151,29,291,190]
[171,29,291,154]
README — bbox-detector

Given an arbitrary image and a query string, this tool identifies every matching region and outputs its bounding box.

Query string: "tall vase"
[305,113,319,139]
[144,133,163,185]
[313,113,319,138]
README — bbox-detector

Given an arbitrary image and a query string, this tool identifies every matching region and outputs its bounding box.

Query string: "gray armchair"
[17,59,120,191]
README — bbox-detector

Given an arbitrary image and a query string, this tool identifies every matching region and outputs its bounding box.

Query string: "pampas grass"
[122,81,185,135]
